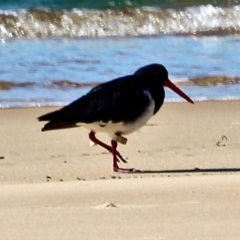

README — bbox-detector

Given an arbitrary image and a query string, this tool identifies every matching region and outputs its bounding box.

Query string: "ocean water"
[0,0,240,107]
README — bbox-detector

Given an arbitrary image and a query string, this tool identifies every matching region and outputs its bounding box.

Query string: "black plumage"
[38,64,193,172]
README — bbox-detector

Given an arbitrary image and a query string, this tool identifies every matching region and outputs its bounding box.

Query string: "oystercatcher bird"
[38,64,193,173]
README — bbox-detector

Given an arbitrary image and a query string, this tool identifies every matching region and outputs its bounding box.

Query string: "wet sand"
[0,101,240,239]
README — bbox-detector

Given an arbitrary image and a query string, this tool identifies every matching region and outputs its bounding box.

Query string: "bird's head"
[135,64,194,104]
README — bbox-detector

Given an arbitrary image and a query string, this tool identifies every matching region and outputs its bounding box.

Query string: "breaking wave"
[0,5,240,39]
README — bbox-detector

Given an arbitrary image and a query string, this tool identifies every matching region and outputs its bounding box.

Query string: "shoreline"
[1,98,240,109]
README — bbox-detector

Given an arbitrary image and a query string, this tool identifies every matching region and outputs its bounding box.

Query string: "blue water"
[0,0,240,107]
[1,36,240,107]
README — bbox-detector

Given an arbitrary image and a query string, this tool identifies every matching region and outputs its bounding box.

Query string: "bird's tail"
[38,109,79,131]
[41,121,79,132]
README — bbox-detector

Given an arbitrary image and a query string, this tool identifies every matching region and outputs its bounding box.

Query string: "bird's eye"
[154,70,159,75]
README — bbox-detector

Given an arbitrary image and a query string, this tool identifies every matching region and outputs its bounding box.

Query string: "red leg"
[111,140,134,173]
[89,131,127,163]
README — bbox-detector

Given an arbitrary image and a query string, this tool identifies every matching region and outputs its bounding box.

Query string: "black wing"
[38,75,151,131]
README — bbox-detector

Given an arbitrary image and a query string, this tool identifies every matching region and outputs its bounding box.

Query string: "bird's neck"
[148,86,165,114]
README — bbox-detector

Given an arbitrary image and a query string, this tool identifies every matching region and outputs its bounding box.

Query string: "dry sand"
[0,101,240,239]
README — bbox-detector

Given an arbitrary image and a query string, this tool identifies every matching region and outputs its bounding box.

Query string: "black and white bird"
[38,64,194,173]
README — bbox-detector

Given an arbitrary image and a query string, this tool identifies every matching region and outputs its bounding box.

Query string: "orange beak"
[163,79,194,104]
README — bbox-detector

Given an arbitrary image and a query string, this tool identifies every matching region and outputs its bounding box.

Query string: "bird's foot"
[112,140,131,172]
[113,166,135,173]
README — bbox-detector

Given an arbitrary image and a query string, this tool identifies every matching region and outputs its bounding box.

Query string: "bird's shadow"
[132,167,240,174]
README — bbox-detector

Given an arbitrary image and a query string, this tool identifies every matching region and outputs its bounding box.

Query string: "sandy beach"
[1,101,240,239]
